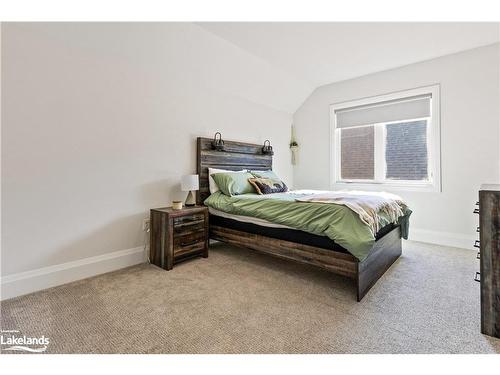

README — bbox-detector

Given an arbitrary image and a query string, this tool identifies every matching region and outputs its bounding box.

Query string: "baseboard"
[1,246,147,300]
[409,228,475,250]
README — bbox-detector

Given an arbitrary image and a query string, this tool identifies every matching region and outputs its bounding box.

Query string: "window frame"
[330,84,441,193]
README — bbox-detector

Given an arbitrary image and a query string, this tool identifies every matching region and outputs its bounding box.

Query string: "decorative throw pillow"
[208,168,247,194]
[210,172,256,196]
[248,177,288,195]
[249,169,281,180]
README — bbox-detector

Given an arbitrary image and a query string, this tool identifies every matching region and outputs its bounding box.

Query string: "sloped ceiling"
[198,22,500,111]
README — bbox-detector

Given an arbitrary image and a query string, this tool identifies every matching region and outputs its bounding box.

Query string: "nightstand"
[149,205,209,270]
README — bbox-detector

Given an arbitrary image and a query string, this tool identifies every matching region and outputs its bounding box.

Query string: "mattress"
[209,208,398,254]
[208,207,291,229]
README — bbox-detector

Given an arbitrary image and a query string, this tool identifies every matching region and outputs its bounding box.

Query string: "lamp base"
[185,190,196,206]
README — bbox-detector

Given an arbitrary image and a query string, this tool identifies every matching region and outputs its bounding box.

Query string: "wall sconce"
[262,140,274,155]
[211,132,225,151]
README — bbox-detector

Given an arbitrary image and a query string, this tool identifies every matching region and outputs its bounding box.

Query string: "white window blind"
[335,94,431,129]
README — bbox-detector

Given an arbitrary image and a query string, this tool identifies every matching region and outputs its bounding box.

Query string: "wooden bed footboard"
[356,226,402,301]
[210,224,402,301]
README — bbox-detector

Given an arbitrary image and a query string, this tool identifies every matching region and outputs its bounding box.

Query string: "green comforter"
[204,191,411,261]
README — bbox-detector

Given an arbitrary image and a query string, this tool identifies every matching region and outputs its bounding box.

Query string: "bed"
[196,137,408,301]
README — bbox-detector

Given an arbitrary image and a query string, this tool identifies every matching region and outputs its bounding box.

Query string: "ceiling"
[198,22,500,89]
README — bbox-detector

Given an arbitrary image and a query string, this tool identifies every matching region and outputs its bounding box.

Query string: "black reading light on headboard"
[211,132,225,151]
[262,140,274,155]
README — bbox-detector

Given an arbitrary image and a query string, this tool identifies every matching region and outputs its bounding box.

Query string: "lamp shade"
[181,174,199,191]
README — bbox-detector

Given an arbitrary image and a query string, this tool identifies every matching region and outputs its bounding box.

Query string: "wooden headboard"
[196,137,273,204]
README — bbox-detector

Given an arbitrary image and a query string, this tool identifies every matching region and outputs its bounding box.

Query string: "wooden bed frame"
[196,137,402,301]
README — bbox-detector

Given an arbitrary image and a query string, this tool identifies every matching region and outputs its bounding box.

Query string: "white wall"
[1,23,306,282]
[293,43,500,249]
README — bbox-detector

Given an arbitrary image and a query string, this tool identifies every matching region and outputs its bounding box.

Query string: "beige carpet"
[1,241,499,354]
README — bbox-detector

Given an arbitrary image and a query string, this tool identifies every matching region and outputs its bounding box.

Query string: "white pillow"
[208,168,247,194]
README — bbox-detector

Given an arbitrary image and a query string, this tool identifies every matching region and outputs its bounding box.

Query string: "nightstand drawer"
[174,228,205,246]
[173,219,205,235]
[174,232,206,257]
[173,214,205,227]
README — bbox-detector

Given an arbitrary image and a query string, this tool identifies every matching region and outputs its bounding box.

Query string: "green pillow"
[250,169,281,180]
[210,172,256,196]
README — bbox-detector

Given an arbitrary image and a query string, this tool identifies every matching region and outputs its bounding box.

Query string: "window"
[340,126,374,180]
[331,85,440,192]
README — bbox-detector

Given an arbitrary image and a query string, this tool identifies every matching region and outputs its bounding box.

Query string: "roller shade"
[335,94,431,129]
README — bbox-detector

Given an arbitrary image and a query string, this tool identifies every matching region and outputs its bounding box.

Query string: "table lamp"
[181,174,199,207]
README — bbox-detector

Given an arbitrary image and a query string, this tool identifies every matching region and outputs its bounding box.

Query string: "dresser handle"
[474,272,480,282]
[475,201,479,206]
[477,252,480,260]
[473,208,479,214]
[477,226,480,233]
[474,240,480,248]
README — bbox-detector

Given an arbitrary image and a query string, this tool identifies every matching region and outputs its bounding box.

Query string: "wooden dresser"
[477,184,500,338]
[150,206,209,270]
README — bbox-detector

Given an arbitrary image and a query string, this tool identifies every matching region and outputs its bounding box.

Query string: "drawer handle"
[477,251,480,260]
[474,240,480,248]
[474,272,480,282]
[475,201,479,206]
[175,215,203,222]
[473,208,479,214]
[180,240,199,247]
[174,219,204,226]
[477,226,480,233]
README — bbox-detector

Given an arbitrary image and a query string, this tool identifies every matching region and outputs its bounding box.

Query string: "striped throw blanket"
[296,190,406,235]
